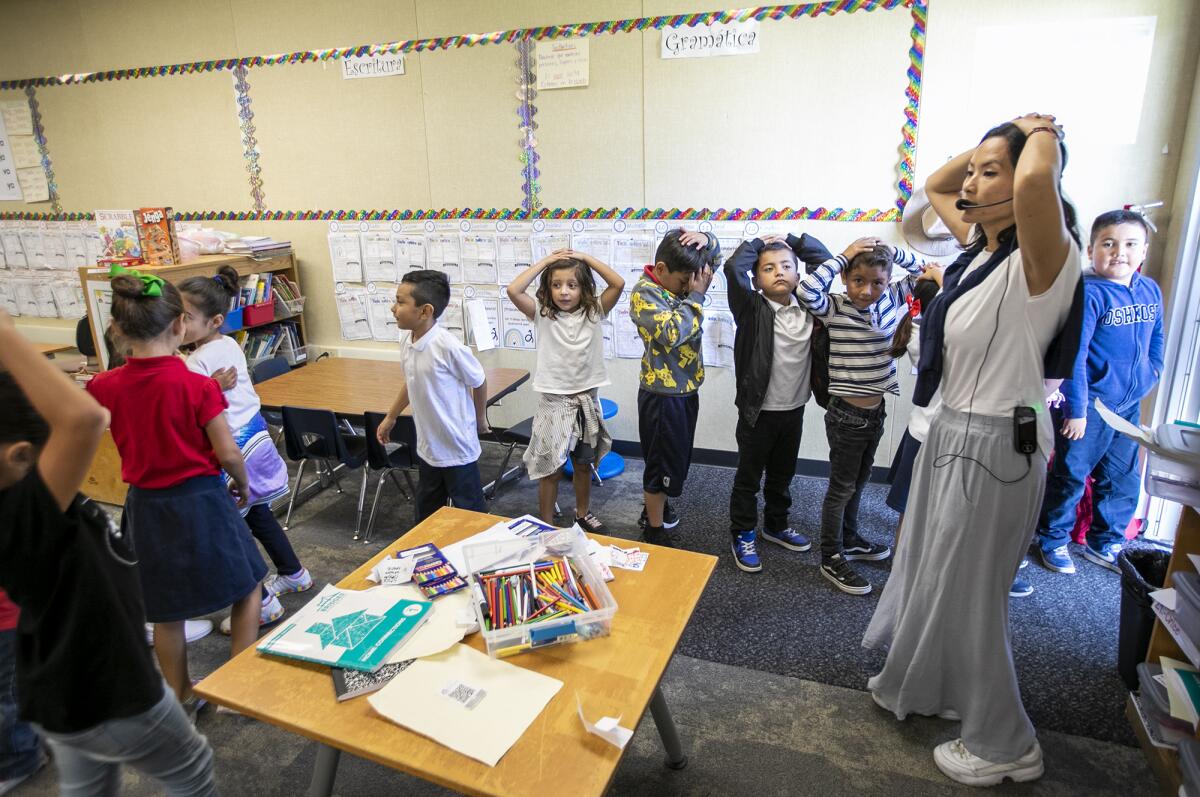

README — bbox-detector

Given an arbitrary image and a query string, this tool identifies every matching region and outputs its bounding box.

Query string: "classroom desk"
[195,507,717,797]
[253,356,529,416]
[32,342,74,356]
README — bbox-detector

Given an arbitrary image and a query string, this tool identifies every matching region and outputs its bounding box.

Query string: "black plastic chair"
[251,355,290,439]
[281,406,368,537]
[361,412,419,544]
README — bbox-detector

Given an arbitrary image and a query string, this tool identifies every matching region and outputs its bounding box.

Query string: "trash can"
[1118,547,1172,690]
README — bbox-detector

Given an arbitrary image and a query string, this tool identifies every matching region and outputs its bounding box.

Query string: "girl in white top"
[863,114,1082,787]
[178,267,313,631]
[506,250,624,533]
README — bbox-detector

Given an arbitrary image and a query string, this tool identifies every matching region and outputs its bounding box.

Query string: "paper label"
[441,680,487,709]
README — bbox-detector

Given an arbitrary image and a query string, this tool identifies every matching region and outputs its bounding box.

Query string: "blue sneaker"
[1038,545,1075,574]
[761,527,811,552]
[1009,577,1034,598]
[1081,542,1122,573]
[731,531,762,573]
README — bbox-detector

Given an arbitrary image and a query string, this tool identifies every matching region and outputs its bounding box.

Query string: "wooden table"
[195,507,716,797]
[32,342,74,355]
[254,356,529,416]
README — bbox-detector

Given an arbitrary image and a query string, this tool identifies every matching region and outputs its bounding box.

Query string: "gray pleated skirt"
[863,405,1045,764]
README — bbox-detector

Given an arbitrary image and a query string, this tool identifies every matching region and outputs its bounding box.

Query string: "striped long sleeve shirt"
[799,248,923,398]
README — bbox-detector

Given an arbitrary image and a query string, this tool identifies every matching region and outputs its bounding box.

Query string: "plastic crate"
[463,528,617,658]
[243,300,274,327]
[278,332,307,365]
[274,295,306,318]
[220,306,244,333]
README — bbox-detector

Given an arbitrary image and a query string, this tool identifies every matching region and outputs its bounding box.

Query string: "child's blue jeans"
[0,628,43,783]
[1036,402,1141,553]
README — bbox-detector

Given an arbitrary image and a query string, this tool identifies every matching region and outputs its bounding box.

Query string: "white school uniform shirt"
[759,294,812,411]
[532,302,609,394]
[940,239,1081,456]
[400,322,486,468]
[185,335,260,431]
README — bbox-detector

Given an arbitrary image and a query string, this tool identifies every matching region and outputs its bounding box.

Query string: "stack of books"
[225,235,292,259]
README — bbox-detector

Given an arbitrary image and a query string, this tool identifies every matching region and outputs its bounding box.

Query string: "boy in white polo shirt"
[377,271,489,523]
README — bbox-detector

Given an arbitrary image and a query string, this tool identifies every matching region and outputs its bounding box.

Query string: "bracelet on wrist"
[1029,126,1062,140]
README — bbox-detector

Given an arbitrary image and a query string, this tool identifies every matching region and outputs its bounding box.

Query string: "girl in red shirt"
[86,268,267,707]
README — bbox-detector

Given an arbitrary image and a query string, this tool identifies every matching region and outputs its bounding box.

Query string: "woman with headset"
[863,113,1083,787]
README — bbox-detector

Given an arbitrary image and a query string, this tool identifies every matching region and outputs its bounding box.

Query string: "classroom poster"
[329,230,364,283]
[496,232,532,286]
[361,227,399,283]
[535,38,589,90]
[500,296,535,350]
[366,286,399,342]
[702,310,735,368]
[335,287,371,340]
[463,284,499,351]
[0,115,22,201]
[426,229,463,284]
[461,232,498,284]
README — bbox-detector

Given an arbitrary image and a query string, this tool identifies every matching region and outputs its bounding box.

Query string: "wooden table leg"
[649,685,688,770]
[306,743,341,797]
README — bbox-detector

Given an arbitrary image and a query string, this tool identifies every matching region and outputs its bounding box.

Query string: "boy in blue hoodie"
[1036,210,1163,574]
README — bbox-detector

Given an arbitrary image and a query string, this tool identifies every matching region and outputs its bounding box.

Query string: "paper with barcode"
[369,643,562,766]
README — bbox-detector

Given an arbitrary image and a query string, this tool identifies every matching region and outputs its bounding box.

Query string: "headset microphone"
[955,197,1014,210]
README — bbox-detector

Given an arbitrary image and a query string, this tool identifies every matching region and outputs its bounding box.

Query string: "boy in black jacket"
[724,233,832,572]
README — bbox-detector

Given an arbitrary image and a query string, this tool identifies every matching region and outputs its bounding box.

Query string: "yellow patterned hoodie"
[630,266,705,395]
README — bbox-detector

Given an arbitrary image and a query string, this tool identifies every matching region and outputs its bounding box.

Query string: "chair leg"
[388,470,410,501]
[362,470,389,544]
[284,459,309,531]
[353,468,368,541]
[329,462,344,494]
[484,442,518,499]
[590,463,604,486]
[402,471,417,498]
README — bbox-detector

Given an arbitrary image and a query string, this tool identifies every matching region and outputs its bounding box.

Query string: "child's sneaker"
[1009,577,1034,598]
[144,619,213,646]
[1081,542,1122,573]
[265,567,314,596]
[574,512,607,535]
[641,525,675,549]
[933,738,1043,786]
[820,554,872,595]
[1038,545,1076,573]
[0,751,47,796]
[219,593,287,635]
[843,537,891,561]
[731,530,762,573]
[638,502,680,531]
[761,527,811,552]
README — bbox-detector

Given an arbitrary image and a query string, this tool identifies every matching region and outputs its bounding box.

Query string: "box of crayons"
[463,529,618,658]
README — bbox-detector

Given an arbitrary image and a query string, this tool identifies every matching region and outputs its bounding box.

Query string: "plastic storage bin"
[1176,571,1200,648]
[242,300,274,327]
[219,306,244,333]
[1137,661,1194,744]
[463,528,617,658]
[274,294,306,318]
[1181,737,1200,797]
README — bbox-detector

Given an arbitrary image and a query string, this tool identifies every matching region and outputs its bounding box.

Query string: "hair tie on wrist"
[1029,126,1061,140]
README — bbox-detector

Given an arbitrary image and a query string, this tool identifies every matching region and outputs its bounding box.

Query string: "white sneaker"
[144,620,214,646]
[933,738,1043,786]
[219,592,286,635]
[264,567,314,596]
[871,690,959,720]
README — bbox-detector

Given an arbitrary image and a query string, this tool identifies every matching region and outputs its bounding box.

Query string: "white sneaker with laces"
[933,738,1043,786]
[264,567,314,596]
[144,619,213,646]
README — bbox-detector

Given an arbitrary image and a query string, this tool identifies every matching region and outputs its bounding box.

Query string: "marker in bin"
[474,557,600,633]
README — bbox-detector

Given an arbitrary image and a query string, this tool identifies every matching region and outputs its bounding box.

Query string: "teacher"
[862,113,1083,787]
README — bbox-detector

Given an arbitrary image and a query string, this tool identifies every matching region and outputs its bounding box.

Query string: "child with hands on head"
[85,266,268,710]
[506,249,624,532]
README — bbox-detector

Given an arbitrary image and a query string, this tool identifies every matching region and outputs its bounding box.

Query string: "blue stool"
[564,397,626,481]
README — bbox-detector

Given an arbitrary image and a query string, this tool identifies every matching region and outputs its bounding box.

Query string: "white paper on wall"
[441,285,466,341]
[463,284,499,351]
[362,230,399,283]
[366,287,400,343]
[500,296,535,350]
[394,234,426,276]
[531,232,570,262]
[50,279,84,318]
[613,300,642,359]
[18,227,44,269]
[496,233,533,286]
[702,309,736,368]
[328,232,364,283]
[461,233,498,284]
[335,287,371,340]
[427,234,462,284]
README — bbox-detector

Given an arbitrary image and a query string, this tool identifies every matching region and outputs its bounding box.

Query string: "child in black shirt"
[0,309,217,795]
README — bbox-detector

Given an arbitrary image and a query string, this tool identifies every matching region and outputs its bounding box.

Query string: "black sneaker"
[574,512,607,535]
[639,502,680,531]
[642,525,676,548]
[843,538,891,561]
[820,554,872,595]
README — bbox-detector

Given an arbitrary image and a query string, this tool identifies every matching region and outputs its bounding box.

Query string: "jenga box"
[134,207,182,265]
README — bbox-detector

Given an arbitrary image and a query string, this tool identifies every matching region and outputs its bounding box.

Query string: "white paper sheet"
[427,234,462,284]
[532,232,570,261]
[1151,588,1177,611]
[362,230,399,283]
[369,643,562,767]
[613,301,642,359]
[18,227,43,268]
[328,232,364,283]
[383,586,474,663]
[536,38,589,90]
[500,296,535,350]
[496,233,533,286]
[7,135,40,169]
[1,227,27,267]
[16,167,48,203]
[0,100,33,136]
[576,695,633,750]
[461,233,498,284]
[702,309,735,368]
[395,234,426,276]
[465,297,498,352]
[335,288,371,340]
[367,290,400,342]
[50,279,84,319]
[0,116,22,201]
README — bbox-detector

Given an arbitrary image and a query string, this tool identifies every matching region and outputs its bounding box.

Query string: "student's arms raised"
[798,237,879,318]
[784,232,835,274]
[505,249,567,320]
[0,309,109,511]
[205,413,249,507]
[1011,113,1071,295]
[577,252,625,315]
[723,238,764,317]
[925,149,975,247]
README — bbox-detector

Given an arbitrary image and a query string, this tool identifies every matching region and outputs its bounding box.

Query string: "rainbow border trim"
[0,0,926,223]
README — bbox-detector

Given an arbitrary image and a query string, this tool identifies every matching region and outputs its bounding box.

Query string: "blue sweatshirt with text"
[1061,271,1163,419]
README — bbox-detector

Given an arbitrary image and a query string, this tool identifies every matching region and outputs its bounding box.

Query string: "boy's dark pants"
[820,397,886,559]
[0,629,42,782]
[415,460,486,524]
[729,407,805,535]
[1037,402,1140,552]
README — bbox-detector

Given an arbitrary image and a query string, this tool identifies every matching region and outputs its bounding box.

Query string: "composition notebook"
[257,584,432,672]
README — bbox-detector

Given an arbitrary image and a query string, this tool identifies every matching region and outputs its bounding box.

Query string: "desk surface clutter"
[195,507,716,797]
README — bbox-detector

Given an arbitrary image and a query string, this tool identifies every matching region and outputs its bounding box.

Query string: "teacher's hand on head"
[1011,113,1063,139]
[919,265,944,287]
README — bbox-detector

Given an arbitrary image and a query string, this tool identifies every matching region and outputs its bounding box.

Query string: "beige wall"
[3,0,1197,464]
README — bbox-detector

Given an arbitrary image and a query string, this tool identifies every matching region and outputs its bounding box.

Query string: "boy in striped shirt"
[799,239,926,595]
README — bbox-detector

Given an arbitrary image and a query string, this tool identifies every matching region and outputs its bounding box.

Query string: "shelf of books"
[77,250,308,371]
[1130,505,1200,794]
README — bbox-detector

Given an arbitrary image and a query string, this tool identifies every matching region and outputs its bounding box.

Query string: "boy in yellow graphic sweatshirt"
[630,228,720,545]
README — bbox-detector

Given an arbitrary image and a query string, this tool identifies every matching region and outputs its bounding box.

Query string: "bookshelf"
[1129,505,1200,795]
[76,251,308,371]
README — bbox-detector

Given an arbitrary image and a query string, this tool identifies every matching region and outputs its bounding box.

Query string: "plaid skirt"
[523,390,612,481]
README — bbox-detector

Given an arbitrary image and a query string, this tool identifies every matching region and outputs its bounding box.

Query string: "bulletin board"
[0,0,928,225]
